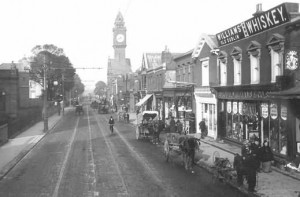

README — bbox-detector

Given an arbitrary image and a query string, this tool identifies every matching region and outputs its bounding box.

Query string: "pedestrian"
[108,116,115,133]
[126,113,130,123]
[259,140,274,173]
[199,118,207,138]
[176,119,183,135]
[244,139,260,193]
[169,117,176,133]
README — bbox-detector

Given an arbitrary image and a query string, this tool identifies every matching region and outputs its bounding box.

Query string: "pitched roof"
[192,33,218,59]
[0,62,29,71]
[142,53,162,70]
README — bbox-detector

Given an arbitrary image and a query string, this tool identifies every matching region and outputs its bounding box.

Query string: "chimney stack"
[253,3,263,17]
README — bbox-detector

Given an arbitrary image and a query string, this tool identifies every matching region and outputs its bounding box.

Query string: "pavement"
[127,112,300,197]
[0,108,70,180]
[1,110,300,197]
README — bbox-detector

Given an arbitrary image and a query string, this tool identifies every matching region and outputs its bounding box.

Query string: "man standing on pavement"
[242,139,260,193]
[199,118,207,139]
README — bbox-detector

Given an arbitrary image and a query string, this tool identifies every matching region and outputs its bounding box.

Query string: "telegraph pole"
[43,55,48,131]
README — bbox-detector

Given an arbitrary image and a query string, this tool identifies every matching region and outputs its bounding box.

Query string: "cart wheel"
[213,151,220,164]
[164,140,170,162]
[136,127,140,140]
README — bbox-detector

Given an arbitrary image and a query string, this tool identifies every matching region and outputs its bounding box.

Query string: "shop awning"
[267,86,300,99]
[135,94,152,107]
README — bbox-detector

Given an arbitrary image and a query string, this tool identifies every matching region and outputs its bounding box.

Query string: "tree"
[71,74,85,98]
[94,81,107,97]
[28,44,76,98]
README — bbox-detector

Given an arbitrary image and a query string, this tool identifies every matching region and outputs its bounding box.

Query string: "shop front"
[215,84,299,160]
[194,87,217,138]
[215,86,271,139]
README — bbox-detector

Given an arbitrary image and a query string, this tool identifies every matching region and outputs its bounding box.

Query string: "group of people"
[234,138,274,192]
[169,117,184,134]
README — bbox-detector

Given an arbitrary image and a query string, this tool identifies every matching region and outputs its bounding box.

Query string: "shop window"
[267,34,284,83]
[202,60,209,86]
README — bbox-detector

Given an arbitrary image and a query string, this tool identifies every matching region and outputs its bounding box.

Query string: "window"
[218,51,227,86]
[202,60,209,86]
[250,55,260,84]
[233,59,241,85]
[231,47,242,85]
[270,49,283,83]
[247,41,261,84]
[220,60,227,86]
[266,34,285,83]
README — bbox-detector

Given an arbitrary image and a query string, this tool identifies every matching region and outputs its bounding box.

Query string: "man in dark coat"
[199,118,207,138]
[244,139,260,193]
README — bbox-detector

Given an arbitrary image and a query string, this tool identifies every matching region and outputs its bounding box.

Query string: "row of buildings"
[107,3,300,163]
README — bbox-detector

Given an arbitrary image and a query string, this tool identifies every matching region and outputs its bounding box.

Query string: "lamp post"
[42,55,48,131]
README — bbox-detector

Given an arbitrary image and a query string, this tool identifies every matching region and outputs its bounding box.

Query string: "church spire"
[114,11,124,27]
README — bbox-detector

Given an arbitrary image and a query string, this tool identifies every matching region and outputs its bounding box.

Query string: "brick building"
[212,3,300,161]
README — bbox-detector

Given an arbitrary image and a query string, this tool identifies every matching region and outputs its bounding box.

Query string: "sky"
[0,0,296,92]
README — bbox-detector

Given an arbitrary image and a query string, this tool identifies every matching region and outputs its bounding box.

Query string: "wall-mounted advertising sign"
[270,103,278,119]
[216,3,289,46]
[281,104,287,120]
[261,103,269,119]
[285,50,298,70]
[238,102,243,115]
[227,101,232,113]
[233,102,238,114]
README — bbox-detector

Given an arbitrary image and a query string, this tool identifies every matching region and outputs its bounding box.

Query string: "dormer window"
[218,51,227,86]
[267,34,284,83]
[247,41,261,84]
[231,47,242,85]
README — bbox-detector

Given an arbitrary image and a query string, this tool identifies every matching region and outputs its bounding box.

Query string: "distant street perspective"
[1,1,300,197]
[0,105,246,197]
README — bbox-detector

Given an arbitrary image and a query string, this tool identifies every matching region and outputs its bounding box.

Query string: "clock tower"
[107,12,132,104]
[113,12,126,61]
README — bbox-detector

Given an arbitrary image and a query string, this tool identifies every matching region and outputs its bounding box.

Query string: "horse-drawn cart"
[163,133,200,171]
[75,104,84,115]
[136,111,159,140]
[211,151,236,183]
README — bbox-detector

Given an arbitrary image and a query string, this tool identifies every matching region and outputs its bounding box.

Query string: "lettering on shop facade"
[216,3,289,46]
[217,90,268,99]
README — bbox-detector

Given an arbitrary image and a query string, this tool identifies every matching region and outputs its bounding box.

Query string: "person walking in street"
[169,117,176,133]
[259,140,274,173]
[108,116,115,133]
[176,119,183,135]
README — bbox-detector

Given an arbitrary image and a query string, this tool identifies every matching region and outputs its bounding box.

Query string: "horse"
[179,136,200,171]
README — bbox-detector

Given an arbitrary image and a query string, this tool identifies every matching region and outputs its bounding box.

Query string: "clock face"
[116,34,124,43]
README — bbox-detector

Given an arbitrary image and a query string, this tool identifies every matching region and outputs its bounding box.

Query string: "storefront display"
[221,99,289,152]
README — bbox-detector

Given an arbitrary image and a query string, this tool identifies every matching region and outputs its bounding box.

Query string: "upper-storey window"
[218,51,227,86]
[231,47,242,85]
[247,41,261,84]
[267,34,285,83]
[201,58,209,86]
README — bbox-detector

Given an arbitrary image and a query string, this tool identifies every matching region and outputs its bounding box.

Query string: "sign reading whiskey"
[216,3,289,46]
